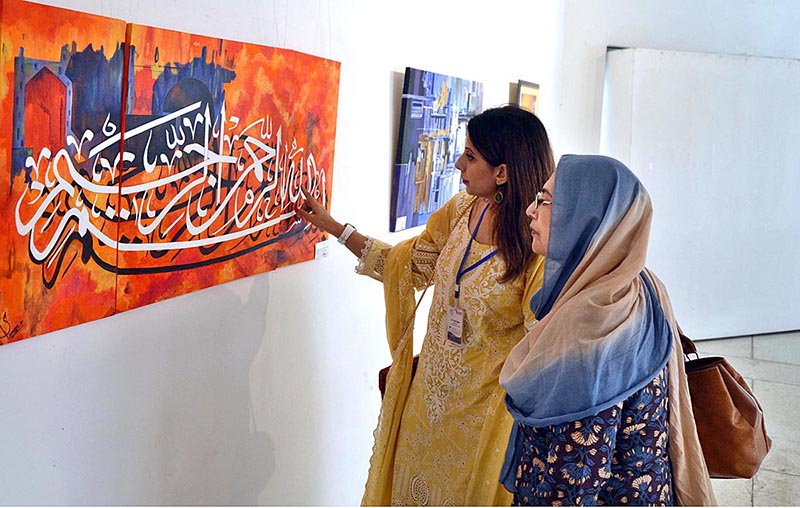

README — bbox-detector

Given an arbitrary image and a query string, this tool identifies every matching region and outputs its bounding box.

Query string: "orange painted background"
[116,24,339,312]
[0,0,340,343]
[0,0,125,343]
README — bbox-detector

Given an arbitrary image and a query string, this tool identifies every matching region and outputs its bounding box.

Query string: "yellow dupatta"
[361,197,466,505]
[361,235,417,505]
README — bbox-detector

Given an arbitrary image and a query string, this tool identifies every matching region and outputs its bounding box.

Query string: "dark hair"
[467,105,554,282]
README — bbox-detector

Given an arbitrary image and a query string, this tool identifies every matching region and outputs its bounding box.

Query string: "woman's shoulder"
[450,190,475,221]
[426,191,474,229]
[523,254,546,292]
[528,254,546,276]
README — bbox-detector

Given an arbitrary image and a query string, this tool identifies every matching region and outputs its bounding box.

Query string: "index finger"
[300,185,323,211]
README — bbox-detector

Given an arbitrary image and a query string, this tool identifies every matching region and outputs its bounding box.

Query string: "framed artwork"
[0,0,340,344]
[390,67,482,232]
[516,80,540,115]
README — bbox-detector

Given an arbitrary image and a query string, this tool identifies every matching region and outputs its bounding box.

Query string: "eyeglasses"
[532,191,552,211]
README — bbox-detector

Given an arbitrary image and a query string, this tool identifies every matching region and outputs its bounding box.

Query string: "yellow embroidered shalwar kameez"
[357,192,545,505]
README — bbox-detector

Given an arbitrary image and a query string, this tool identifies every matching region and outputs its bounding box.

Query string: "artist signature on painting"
[1,311,23,341]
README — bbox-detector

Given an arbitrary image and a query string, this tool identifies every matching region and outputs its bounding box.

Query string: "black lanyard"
[454,203,498,301]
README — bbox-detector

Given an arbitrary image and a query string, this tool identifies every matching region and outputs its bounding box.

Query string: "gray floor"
[694,330,800,506]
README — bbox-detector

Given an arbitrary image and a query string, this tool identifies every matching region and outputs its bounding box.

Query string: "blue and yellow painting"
[390,67,482,232]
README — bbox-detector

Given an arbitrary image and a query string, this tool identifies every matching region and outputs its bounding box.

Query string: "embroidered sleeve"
[354,192,469,288]
[354,234,439,289]
[355,236,391,282]
[408,234,439,289]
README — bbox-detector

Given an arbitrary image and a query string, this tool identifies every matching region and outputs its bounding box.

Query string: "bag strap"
[640,270,700,360]
[677,323,699,360]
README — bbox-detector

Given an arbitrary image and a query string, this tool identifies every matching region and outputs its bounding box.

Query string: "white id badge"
[446,305,465,344]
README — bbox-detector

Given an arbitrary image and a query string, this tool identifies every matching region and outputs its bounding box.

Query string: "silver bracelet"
[338,223,356,245]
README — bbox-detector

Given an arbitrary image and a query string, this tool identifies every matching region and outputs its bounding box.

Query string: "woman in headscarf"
[499,155,716,505]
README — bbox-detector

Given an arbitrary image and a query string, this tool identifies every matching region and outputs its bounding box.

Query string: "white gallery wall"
[0,0,559,504]
[548,0,800,341]
[602,48,800,339]
[2,0,799,504]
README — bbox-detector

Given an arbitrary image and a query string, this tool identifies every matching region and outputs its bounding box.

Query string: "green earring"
[494,190,504,203]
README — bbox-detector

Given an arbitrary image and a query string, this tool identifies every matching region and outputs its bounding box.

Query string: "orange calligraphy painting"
[0,0,340,344]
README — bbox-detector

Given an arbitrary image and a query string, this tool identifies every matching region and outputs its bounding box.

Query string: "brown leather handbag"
[680,332,772,479]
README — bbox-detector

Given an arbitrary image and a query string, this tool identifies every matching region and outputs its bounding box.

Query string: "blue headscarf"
[498,155,673,490]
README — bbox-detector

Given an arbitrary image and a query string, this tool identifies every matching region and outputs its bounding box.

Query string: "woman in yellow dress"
[298,105,554,505]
